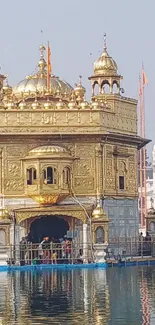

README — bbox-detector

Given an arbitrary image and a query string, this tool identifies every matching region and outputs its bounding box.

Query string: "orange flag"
[142,67,148,85]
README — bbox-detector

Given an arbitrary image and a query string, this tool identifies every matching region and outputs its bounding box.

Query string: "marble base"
[93,243,108,263]
[0,247,8,266]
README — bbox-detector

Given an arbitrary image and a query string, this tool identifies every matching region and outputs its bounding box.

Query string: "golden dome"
[44,99,52,109]
[94,34,118,76]
[28,145,71,158]
[6,100,15,109]
[14,76,73,98]
[91,99,99,109]
[92,202,109,222]
[13,45,73,99]
[56,98,64,109]
[31,98,40,109]
[74,76,86,99]
[79,98,89,109]
[19,99,27,109]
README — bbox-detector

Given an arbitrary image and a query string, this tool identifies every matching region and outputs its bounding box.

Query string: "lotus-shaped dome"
[13,75,73,97]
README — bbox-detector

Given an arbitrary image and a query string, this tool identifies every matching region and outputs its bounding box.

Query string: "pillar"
[15,225,20,265]
[83,223,88,263]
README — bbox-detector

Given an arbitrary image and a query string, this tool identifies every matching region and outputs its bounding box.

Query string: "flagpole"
[139,76,143,227]
[141,64,148,230]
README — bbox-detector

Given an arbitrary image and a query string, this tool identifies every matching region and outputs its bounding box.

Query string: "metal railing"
[107,238,155,259]
[1,239,155,266]
[4,242,93,266]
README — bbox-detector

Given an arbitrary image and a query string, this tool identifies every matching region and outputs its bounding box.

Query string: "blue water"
[0,266,154,324]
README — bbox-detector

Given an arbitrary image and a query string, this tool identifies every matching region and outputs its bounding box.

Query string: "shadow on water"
[0,266,155,324]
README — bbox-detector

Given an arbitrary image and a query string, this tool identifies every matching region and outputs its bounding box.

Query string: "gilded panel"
[105,178,115,190]
[67,112,79,125]
[128,163,136,179]
[74,177,94,190]
[77,159,93,176]
[55,112,67,124]
[31,112,44,125]
[4,178,24,193]
[43,112,53,125]
[75,144,95,157]
[7,160,21,178]
[7,112,19,126]
[128,179,136,192]
[0,112,6,125]
[19,112,31,125]
[6,145,31,158]
[106,159,113,177]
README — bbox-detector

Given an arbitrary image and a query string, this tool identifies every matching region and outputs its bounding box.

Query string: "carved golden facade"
[0,35,149,243]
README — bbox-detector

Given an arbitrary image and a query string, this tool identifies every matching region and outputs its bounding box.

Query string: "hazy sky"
[0,0,154,157]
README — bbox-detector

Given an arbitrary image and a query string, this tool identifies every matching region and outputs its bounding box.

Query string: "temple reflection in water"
[0,267,153,324]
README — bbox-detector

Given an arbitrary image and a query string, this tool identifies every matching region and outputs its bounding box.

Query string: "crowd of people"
[19,236,84,266]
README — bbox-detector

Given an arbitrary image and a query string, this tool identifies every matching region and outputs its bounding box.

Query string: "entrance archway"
[29,216,69,243]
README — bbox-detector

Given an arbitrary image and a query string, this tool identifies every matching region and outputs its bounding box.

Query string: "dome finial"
[79,75,82,85]
[103,33,107,51]
[38,45,47,77]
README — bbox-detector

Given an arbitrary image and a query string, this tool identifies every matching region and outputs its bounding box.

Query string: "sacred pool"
[0,266,154,324]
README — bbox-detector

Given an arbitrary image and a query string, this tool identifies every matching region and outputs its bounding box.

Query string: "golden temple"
[0,34,149,246]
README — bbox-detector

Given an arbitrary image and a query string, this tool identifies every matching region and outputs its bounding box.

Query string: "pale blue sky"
[0,0,154,157]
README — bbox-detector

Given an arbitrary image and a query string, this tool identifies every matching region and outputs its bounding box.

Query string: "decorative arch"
[101,80,110,94]
[95,226,105,243]
[93,81,99,96]
[63,166,71,185]
[112,80,119,94]
[15,207,89,225]
[43,166,57,184]
[27,167,37,185]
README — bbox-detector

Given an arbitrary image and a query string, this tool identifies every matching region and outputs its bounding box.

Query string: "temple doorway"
[29,216,69,243]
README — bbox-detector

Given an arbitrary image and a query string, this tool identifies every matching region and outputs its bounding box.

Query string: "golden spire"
[103,33,107,52]
[38,45,47,78]
[74,75,86,100]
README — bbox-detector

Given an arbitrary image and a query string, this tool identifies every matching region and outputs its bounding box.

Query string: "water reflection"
[0,266,154,324]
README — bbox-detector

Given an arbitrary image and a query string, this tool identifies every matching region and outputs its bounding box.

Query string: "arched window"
[63,167,71,185]
[113,81,119,94]
[27,168,37,185]
[95,226,105,243]
[93,82,99,96]
[43,167,57,184]
[101,81,110,94]
[150,222,155,232]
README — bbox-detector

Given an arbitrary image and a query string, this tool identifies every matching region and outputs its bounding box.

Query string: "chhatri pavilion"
[0,35,148,246]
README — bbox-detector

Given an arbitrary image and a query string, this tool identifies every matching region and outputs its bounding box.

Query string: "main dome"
[13,45,73,98]
[13,75,73,96]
